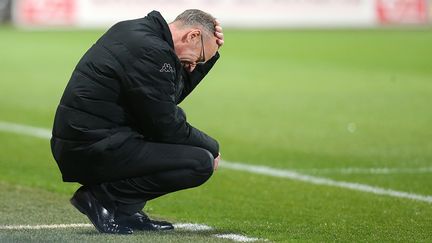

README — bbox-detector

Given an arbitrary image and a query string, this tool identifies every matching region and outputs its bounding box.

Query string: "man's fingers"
[182,63,196,73]
[215,32,223,39]
[215,25,223,32]
[214,20,224,48]
[213,153,221,171]
[188,64,196,73]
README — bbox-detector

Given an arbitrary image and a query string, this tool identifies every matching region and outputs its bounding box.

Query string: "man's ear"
[185,29,201,43]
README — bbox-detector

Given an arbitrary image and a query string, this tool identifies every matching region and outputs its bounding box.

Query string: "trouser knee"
[192,149,214,185]
[196,149,214,173]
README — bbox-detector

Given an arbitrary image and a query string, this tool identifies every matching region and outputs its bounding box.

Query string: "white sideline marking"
[0,223,210,231]
[0,121,51,139]
[300,167,432,175]
[215,233,262,242]
[220,161,432,204]
[0,223,264,242]
[1,120,431,205]
[0,224,92,230]
[173,223,213,231]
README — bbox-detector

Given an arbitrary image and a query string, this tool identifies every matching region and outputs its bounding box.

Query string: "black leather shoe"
[116,211,174,231]
[70,186,133,234]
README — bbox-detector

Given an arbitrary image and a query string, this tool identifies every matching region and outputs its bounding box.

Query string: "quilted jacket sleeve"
[123,48,219,157]
[177,52,220,104]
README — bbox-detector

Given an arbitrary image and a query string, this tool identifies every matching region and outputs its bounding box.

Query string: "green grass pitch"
[0,27,431,242]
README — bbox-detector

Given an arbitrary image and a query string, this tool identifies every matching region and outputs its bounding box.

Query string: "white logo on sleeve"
[160,63,174,73]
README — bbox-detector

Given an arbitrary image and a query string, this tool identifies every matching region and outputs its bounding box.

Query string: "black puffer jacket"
[50,11,219,182]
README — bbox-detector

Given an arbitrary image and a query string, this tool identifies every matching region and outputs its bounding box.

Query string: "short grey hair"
[173,9,216,36]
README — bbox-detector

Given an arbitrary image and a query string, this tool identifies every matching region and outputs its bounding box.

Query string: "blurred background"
[0,0,432,242]
[1,0,431,28]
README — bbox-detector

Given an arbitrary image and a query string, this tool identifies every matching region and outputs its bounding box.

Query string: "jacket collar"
[147,11,174,49]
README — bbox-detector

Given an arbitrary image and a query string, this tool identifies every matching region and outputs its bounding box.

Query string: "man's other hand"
[183,63,196,73]
[214,153,221,171]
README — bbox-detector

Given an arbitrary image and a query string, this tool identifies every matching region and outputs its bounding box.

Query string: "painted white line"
[1,121,431,205]
[173,223,213,231]
[214,233,263,242]
[299,167,432,175]
[175,223,264,242]
[220,161,432,204]
[0,121,51,139]
[0,223,264,242]
[0,121,267,241]
[0,223,211,231]
[0,223,92,230]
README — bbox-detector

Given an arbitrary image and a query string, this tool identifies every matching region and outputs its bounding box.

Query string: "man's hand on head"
[214,20,224,48]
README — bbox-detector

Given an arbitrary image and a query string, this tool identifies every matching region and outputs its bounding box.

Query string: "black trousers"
[85,140,214,216]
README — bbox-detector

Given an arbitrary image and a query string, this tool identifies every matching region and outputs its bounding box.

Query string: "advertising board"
[11,0,431,28]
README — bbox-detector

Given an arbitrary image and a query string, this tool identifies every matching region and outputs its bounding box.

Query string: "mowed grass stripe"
[0,182,265,242]
[1,120,431,204]
[1,157,431,242]
[0,223,264,242]
[1,29,431,242]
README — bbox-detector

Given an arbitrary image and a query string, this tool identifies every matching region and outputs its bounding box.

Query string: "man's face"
[176,29,219,72]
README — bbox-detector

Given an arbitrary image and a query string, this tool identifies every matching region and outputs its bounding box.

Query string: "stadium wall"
[10,0,431,28]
